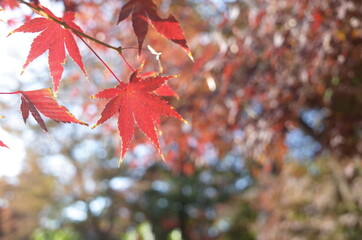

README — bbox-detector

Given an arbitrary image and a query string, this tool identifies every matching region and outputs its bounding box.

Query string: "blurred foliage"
[31,228,82,240]
[1,0,362,240]
[256,158,362,240]
[120,222,155,240]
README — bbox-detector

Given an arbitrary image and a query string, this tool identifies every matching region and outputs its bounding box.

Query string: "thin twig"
[77,35,125,88]
[0,91,20,95]
[118,52,135,72]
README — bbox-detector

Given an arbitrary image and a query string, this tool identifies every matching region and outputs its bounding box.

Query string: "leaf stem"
[0,91,20,95]
[76,35,125,88]
[118,52,135,72]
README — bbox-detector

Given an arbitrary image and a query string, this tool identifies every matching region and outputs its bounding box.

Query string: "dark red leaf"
[117,0,193,60]
[20,88,88,132]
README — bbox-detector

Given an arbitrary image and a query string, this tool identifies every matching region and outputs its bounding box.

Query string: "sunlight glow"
[0,129,25,176]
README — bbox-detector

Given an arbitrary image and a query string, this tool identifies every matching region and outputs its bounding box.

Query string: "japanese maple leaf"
[19,88,88,132]
[117,0,193,60]
[10,10,86,93]
[92,67,185,164]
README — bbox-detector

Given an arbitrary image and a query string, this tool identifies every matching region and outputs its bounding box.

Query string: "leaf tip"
[187,51,194,62]
[158,129,163,136]
[118,156,123,167]
[170,74,180,79]
[160,153,165,162]
[139,60,145,70]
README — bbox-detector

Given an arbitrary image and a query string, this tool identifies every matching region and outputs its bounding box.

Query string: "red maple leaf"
[19,88,88,132]
[11,9,86,93]
[92,65,185,164]
[117,0,193,60]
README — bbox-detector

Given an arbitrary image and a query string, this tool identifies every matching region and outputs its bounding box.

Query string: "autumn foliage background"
[1,0,362,240]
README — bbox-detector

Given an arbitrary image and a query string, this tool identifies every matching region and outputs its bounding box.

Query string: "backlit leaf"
[10,9,87,93]
[92,65,184,165]
[117,0,193,60]
[20,88,88,132]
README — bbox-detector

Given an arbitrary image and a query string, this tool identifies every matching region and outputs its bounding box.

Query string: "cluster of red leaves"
[0,0,191,164]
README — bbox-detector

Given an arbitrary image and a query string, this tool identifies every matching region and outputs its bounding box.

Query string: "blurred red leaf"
[0,140,8,148]
[0,0,19,9]
[312,10,323,31]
